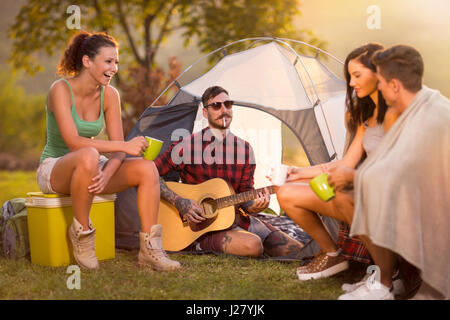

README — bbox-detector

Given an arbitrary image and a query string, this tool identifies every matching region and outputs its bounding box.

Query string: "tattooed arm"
[159,177,205,224]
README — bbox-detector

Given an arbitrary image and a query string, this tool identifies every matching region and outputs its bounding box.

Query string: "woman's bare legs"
[277,182,348,253]
[51,148,179,270]
[358,235,396,287]
[101,158,159,233]
[331,190,355,226]
[50,147,101,230]
[102,157,181,271]
[50,147,160,233]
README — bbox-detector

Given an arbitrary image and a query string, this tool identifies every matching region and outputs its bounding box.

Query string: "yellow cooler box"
[26,192,116,267]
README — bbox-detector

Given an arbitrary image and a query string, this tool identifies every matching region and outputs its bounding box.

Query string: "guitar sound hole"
[200,197,217,219]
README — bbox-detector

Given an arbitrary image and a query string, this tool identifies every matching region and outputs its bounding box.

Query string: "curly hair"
[57,31,119,76]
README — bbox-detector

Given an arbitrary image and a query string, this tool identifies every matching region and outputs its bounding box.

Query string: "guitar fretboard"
[216,186,276,209]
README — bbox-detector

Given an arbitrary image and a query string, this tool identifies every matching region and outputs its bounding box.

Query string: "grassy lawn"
[0,251,366,300]
[0,170,366,300]
[0,170,41,204]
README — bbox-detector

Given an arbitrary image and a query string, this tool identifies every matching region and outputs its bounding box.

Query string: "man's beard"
[209,114,231,129]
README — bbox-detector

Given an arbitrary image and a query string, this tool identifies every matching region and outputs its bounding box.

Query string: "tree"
[8,0,325,135]
[0,70,46,165]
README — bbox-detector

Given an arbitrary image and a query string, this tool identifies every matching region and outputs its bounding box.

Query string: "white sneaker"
[338,273,394,300]
[342,270,405,297]
[341,273,371,292]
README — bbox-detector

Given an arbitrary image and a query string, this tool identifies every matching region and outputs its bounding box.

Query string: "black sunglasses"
[205,100,234,110]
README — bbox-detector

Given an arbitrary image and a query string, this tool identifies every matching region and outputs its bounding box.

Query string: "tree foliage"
[0,70,46,161]
[182,0,326,62]
[8,0,325,134]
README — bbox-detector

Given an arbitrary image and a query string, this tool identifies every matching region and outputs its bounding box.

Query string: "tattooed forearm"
[159,177,192,216]
[159,177,178,204]
[175,198,194,216]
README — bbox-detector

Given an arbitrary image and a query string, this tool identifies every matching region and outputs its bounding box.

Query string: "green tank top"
[40,79,105,162]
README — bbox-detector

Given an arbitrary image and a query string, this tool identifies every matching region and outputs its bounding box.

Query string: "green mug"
[309,173,335,202]
[142,136,163,161]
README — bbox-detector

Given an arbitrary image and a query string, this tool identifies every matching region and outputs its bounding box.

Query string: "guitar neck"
[216,186,276,209]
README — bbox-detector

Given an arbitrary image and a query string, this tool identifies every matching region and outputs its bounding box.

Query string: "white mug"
[268,164,289,186]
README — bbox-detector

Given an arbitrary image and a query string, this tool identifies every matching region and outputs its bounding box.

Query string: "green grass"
[0,171,366,300]
[0,251,366,300]
[0,170,40,204]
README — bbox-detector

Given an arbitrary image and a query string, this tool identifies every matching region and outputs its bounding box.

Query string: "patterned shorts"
[36,155,109,194]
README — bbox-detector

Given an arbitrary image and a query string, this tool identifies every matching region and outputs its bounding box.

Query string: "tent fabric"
[314,94,347,160]
[115,187,140,249]
[279,45,345,103]
[114,40,346,254]
[168,89,198,107]
[176,42,346,164]
[131,102,199,153]
[182,42,313,110]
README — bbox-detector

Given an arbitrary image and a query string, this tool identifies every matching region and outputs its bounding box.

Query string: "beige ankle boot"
[138,224,182,271]
[68,217,99,270]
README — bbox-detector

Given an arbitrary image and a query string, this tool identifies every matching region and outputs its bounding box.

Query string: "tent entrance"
[282,124,310,168]
[193,103,311,214]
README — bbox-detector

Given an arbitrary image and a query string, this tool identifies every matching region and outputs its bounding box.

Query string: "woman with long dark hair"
[276,43,398,281]
[36,31,181,271]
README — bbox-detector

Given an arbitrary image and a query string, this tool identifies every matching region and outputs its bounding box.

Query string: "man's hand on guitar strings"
[175,197,205,224]
[246,188,271,214]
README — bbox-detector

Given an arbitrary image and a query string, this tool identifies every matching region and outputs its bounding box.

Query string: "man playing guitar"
[155,86,304,258]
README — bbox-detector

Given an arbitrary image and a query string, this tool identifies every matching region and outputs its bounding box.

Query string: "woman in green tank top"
[37,31,181,272]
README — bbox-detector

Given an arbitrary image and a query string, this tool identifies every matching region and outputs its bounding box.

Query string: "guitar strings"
[216,186,275,209]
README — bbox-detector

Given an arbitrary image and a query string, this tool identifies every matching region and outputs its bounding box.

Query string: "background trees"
[8,0,324,135]
[0,71,46,169]
[3,0,324,168]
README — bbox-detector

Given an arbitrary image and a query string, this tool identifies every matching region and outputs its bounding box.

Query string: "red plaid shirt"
[154,127,256,194]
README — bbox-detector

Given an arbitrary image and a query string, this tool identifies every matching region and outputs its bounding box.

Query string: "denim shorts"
[36,155,109,194]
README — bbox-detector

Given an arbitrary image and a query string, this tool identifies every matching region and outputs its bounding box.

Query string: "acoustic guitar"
[157,178,276,252]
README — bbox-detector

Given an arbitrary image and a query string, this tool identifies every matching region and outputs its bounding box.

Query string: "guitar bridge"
[180,215,189,227]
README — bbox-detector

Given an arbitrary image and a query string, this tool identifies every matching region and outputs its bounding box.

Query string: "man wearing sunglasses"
[155,86,304,259]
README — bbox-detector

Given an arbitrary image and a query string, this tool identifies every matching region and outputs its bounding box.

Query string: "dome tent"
[115,37,345,250]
